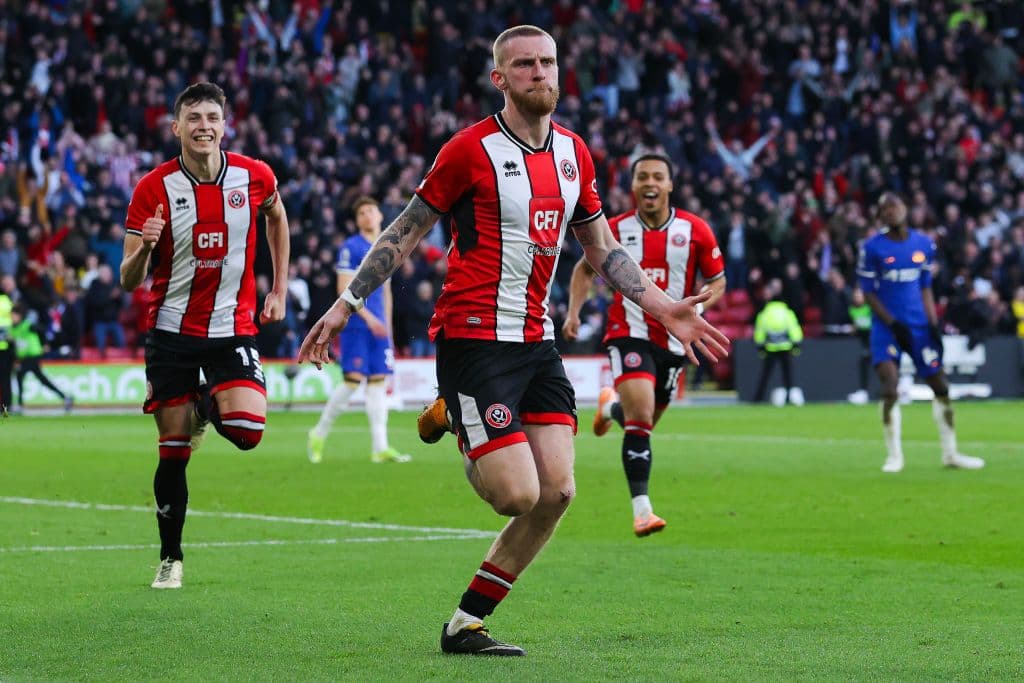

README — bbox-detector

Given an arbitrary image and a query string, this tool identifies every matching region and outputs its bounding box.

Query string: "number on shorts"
[235,345,265,382]
[665,366,684,392]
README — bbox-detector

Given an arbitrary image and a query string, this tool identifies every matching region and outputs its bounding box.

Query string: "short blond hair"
[492,25,556,68]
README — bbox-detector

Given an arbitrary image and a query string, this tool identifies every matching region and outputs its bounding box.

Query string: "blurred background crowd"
[2,0,1024,387]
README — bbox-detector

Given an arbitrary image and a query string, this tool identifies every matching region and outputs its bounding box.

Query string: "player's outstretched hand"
[562,314,581,341]
[297,302,352,369]
[259,289,287,325]
[660,289,731,365]
[142,204,165,250]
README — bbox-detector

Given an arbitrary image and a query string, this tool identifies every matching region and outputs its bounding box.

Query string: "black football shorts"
[435,336,576,460]
[143,330,266,413]
[606,337,686,408]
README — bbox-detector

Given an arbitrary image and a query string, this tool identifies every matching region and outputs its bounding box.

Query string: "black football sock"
[610,402,625,428]
[458,561,518,620]
[154,438,191,561]
[622,423,653,497]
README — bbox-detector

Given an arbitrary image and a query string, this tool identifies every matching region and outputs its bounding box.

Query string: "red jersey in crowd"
[125,151,277,338]
[604,208,725,355]
[416,114,603,343]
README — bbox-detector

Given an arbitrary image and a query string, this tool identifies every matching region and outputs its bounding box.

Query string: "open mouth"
[642,191,658,200]
[193,135,215,142]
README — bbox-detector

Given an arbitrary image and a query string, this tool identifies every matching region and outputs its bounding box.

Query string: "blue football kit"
[857,228,942,377]
[337,234,393,376]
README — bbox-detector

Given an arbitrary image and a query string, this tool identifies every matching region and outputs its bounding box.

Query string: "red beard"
[509,85,560,117]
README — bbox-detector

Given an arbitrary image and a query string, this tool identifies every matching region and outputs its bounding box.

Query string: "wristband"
[340,288,365,312]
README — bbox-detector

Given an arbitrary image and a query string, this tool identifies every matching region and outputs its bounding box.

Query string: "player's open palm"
[142,204,165,250]
[661,289,731,365]
[298,303,352,369]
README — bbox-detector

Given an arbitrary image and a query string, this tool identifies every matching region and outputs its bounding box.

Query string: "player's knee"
[537,480,575,515]
[491,487,540,517]
[218,411,266,451]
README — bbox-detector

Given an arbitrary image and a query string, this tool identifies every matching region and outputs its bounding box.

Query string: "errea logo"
[175,196,189,212]
[503,160,521,177]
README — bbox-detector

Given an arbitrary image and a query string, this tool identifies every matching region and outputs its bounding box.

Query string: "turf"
[1,401,1022,681]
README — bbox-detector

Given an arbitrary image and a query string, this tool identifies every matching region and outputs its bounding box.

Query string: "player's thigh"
[523,422,575,506]
[204,335,267,412]
[436,337,533,461]
[143,332,202,415]
[617,377,656,423]
[472,439,541,507]
[339,328,372,376]
[875,360,899,395]
[153,402,193,439]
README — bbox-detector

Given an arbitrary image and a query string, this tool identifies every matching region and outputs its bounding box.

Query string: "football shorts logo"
[485,403,512,429]
[911,250,926,264]
[560,159,577,181]
[624,352,642,368]
[672,233,688,247]
[228,190,247,209]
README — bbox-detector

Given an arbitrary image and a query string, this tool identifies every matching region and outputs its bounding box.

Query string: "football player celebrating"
[564,154,726,536]
[121,82,289,588]
[856,192,983,472]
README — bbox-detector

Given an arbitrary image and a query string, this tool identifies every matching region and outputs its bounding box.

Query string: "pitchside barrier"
[734,335,1024,402]
[10,356,618,409]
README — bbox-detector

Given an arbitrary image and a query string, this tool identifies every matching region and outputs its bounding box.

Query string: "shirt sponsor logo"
[528,243,561,256]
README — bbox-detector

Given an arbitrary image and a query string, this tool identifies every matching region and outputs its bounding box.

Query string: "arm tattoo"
[572,223,596,246]
[349,195,439,300]
[600,248,647,304]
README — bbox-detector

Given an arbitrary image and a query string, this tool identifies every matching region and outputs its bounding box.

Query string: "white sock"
[312,381,355,438]
[447,607,482,635]
[931,397,958,458]
[601,399,616,420]
[632,494,653,518]
[365,381,389,454]
[882,402,903,460]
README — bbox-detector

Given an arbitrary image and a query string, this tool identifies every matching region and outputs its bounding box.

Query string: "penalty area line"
[0,496,496,537]
[0,534,488,554]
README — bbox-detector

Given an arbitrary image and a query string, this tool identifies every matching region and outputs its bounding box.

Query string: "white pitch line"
[0,534,487,554]
[645,432,1022,450]
[0,497,496,537]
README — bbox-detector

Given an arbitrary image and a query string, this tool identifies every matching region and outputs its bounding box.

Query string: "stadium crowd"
[2,0,1024,382]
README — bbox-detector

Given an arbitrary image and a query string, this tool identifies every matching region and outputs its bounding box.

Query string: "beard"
[509,85,560,117]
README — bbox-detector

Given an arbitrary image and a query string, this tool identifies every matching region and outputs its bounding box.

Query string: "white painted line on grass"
[0,534,487,554]
[644,433,1021,450]
[0,497,496,537]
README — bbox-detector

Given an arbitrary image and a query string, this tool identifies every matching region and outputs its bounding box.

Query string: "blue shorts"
[870,323,942,377]
[339,328,393,377]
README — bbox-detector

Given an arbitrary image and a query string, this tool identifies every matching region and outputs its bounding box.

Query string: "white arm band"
[340,288,365,312]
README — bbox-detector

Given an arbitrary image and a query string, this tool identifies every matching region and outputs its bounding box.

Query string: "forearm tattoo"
[349,195,438,300]
[601,248,647,304]
[572,223,596,246]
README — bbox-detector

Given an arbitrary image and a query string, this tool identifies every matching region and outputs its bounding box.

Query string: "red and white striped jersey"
[126,152,277,338]
[604,208,725,355]
[416,114,603,343]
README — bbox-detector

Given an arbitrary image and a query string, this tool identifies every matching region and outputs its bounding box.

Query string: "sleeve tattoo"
[600,248,647,304]
[349,195,439,300]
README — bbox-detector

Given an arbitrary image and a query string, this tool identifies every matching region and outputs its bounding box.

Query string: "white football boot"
[151,559,183,589]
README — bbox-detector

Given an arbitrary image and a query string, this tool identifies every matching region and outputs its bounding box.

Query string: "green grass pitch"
[1,401,1022,680]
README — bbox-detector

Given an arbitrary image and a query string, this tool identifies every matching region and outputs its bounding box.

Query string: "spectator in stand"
[84,263,125,357]
[407,279,436,358]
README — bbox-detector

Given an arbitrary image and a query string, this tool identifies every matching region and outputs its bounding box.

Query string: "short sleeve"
[415,132,474,214]
[569,139,603,225]
[337,239,363,274]
[125,174,160,236]
[251,159,279,208]
[856,242,878,293]
[693,218,725,279]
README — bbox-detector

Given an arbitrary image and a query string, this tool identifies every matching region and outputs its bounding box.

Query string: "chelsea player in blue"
[307,197,411,464]
[857,193,983,473]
